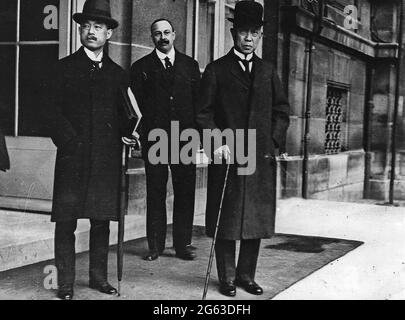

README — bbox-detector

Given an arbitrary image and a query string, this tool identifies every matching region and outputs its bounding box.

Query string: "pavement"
[274,199,405,300]
[0,198,404,300]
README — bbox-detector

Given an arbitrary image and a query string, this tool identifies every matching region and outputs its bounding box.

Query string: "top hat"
[227,1,266,28]
[73,0,119,29]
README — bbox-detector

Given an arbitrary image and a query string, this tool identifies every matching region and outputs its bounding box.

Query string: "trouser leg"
[170,163,196,250]
[215,239,236,282]
[236,239,261,281]
[145,162,169,253]
[55,220,78,287]
[89,220,110,283]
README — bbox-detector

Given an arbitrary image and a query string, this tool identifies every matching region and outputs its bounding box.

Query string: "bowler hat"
[228,1,266,28]
[73,0,119,29]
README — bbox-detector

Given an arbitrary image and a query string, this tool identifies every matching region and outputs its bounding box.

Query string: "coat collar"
[149,49,185,71]
[74,46,113,69]
[147,49,192,94]
[155,47,176,65]
[226,50,266,89]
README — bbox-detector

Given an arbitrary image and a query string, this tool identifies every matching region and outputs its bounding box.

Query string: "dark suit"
[41,47,133,287]
[130,50,200,253]
[196,50,290,282]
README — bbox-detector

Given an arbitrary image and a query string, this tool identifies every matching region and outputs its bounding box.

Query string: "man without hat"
[41,0,134,300]
[130,19,201,262]
[196,1,290,297]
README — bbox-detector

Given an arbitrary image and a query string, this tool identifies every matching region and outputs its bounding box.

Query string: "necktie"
[91,60,102,71]
[164,56,173,70]
[240,59,251,78]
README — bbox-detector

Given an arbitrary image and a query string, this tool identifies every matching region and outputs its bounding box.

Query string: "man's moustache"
[158,40,169,45]
[87,37,97,41]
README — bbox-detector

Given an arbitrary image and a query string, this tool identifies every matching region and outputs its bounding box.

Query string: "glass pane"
[20,0,59,41]
[19,45,59,137]
[0,46,16,135]
[197,0,215,69]
[0,0,17,42]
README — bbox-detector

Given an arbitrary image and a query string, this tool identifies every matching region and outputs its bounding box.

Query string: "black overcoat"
[41,47,133,222]
[196,51,290,240]
[130,49,201,158]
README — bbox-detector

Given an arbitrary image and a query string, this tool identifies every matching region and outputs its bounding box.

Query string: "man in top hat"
[41,0,134,300]
[196,1,290,297]
[130,19,201,262]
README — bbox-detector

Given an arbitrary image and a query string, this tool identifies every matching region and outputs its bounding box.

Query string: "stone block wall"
[280,151,366,201]
[285,34,367,158]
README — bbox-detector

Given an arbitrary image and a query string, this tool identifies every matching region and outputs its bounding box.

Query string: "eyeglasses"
[152,30,173,38]
[80,23,105,32]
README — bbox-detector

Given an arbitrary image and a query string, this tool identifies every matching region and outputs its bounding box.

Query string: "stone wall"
[278,29,367,201]
[280,150,365,201]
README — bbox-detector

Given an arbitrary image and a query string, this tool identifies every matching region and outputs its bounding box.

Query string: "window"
[195,0,216,69]
[0,0,61,137]
[325,85,348,154]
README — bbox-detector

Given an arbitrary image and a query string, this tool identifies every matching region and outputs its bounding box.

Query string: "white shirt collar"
[233,48,253,61]
[83,47,103,62]
[156,47,176,65]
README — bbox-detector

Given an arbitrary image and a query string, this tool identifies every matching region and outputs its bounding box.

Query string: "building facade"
[0,0,404,213]
[273,0,405,201]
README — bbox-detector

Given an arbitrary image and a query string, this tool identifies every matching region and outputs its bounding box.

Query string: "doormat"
[0,226,363,300]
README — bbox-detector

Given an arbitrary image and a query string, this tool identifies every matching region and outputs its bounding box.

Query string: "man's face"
[79,20,112,52]
[232,26,262,55]
[151,20,176,54]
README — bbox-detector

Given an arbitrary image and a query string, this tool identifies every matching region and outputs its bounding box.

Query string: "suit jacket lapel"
[227,51,251,89]
[150,49,166,72]
[248,55,269,124]
[148,50,170,94]
[172,51,192,96]
[251,55,268,90]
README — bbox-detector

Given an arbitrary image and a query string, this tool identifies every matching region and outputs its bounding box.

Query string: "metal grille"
[325,86,345,154]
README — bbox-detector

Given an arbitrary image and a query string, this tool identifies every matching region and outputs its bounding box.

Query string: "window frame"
[0,0,70,137]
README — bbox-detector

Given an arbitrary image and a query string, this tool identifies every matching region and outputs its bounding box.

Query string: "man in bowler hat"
[196,1,290,297]
[130,19,201,261]
[41,0,134,300]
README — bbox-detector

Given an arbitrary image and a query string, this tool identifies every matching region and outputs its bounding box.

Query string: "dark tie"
[240,59,251,78]
[91,60,102,71]
[164,56,173,70]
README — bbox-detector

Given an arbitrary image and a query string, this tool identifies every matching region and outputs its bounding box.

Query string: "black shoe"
[235,278,263,295]
[175,246,196,261]
[143,250,160,261]
[219,280,236,297]
[89,281,118,295]
[57,285,74,300]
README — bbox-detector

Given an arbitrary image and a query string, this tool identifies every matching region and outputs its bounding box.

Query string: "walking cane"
[202,161,231,300]
[118,135,141,296]
[117,142,129,296]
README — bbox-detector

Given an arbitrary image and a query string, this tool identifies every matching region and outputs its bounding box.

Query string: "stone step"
[0,209,205,273]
